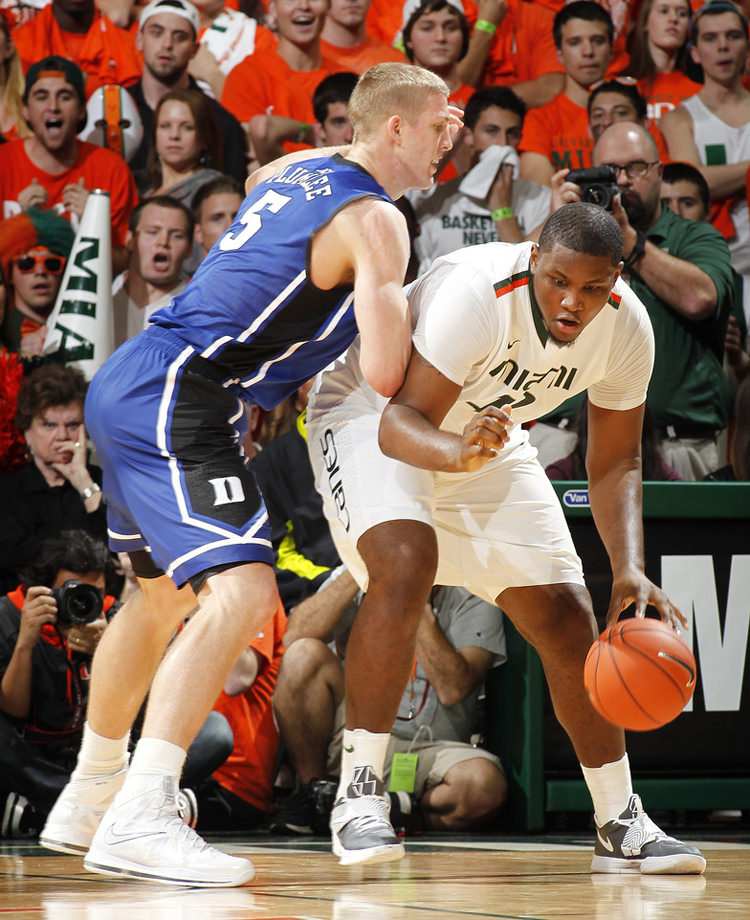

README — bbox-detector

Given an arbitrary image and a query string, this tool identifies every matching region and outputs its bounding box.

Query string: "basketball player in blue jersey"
[39,62,459,888]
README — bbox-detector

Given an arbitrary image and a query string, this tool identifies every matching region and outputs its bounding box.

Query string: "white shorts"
[307,384,584,606]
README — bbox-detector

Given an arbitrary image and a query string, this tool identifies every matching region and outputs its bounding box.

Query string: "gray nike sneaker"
[330,766,405,866]
[591,794,706,875]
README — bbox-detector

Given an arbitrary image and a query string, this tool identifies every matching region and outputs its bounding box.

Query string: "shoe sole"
[332,836,405,867]
[591,853,706,875]
[83,851,255,887]
[641,853,706,875]
[40,834,92,856]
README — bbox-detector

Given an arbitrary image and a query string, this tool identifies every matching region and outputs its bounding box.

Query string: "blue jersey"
[150,153,392,409]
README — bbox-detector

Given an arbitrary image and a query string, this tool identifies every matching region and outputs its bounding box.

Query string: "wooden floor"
[2,833,748,919]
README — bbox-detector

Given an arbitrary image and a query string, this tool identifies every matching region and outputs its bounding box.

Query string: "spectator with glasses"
[0,209,74,360]
[525,77,668,471]
[557,121,734,479]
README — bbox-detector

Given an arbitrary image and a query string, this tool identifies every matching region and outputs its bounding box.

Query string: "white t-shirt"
[112,273,186,348]
[410,173,551,277]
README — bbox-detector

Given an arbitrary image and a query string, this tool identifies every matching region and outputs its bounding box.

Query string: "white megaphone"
[42,189,114,380]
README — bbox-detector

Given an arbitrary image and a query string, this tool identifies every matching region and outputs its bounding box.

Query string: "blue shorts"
[85,326,274,586]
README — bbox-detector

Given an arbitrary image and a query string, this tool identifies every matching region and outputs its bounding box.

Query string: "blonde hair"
[1,20,30,140]
[348,63,448,142]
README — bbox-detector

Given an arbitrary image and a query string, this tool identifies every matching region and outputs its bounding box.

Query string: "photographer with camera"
[553,121,735,479]
[0,531,113,838]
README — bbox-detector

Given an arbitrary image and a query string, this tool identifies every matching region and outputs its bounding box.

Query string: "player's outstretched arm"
[379,349,512,472]
[586,400,687,630]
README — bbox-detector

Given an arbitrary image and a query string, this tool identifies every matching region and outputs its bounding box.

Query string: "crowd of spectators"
[0,0,749,840]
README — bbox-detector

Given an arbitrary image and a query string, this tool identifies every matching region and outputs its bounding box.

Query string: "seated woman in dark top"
[0,364,107,593]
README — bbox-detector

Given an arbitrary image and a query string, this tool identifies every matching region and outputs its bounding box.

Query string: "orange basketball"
[584,618,696,732]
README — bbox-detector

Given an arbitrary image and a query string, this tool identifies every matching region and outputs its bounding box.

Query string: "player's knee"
[518,585,597,658]
[138,574,198,625]
[364,531,437,597]
[199,563,280,626]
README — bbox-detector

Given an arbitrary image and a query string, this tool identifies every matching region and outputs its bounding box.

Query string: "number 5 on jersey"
[219,189,292,251]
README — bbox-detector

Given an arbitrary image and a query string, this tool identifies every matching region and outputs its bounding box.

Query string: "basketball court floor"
[3,829,748,920]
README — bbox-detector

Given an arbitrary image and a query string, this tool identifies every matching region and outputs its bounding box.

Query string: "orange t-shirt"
[0,139,137,247]
[470,0,563,88]
[222,49,339,128]
[365,0,402,45]
[638,71,702,126]
[12,6,141,98]
[319,35,405,75]
[211,600,287,811]
[520,92,593,171]
[367,0,563,88]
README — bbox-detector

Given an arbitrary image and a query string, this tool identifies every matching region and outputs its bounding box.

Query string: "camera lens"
[53,580,103,625]
[68,586,100,622]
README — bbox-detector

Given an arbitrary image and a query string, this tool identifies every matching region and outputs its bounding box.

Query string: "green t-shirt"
[627,207,733,429]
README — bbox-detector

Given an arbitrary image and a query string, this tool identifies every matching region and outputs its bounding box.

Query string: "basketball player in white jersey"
[307,202,706,875]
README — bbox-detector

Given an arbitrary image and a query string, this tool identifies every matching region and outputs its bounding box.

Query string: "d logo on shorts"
[208,476,246,507]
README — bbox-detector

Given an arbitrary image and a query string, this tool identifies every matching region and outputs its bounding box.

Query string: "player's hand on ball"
[458,406,512,471]
[606,567,688,631]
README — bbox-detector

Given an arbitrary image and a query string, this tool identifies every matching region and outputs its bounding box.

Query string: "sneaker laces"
[338,794,391,827]
[148,785,214,857]
[620,795,671,851]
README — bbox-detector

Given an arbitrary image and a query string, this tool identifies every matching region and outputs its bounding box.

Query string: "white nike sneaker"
[83,775,254,887]
[40,768,128,855]
[591,794,706,875]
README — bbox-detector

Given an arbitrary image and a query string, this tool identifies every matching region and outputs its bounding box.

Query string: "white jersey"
[682,94,750,277]
[309,241,653,601]
[321,241,654,440]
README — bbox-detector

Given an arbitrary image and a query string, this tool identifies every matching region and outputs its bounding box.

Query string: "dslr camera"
[51,579,103,626]
[566,166,619,211]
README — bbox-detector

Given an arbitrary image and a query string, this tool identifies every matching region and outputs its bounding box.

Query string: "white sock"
[337,728,390,799]
[581,753,633,825]
[71,723,130,780]
[118,737,187,798]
